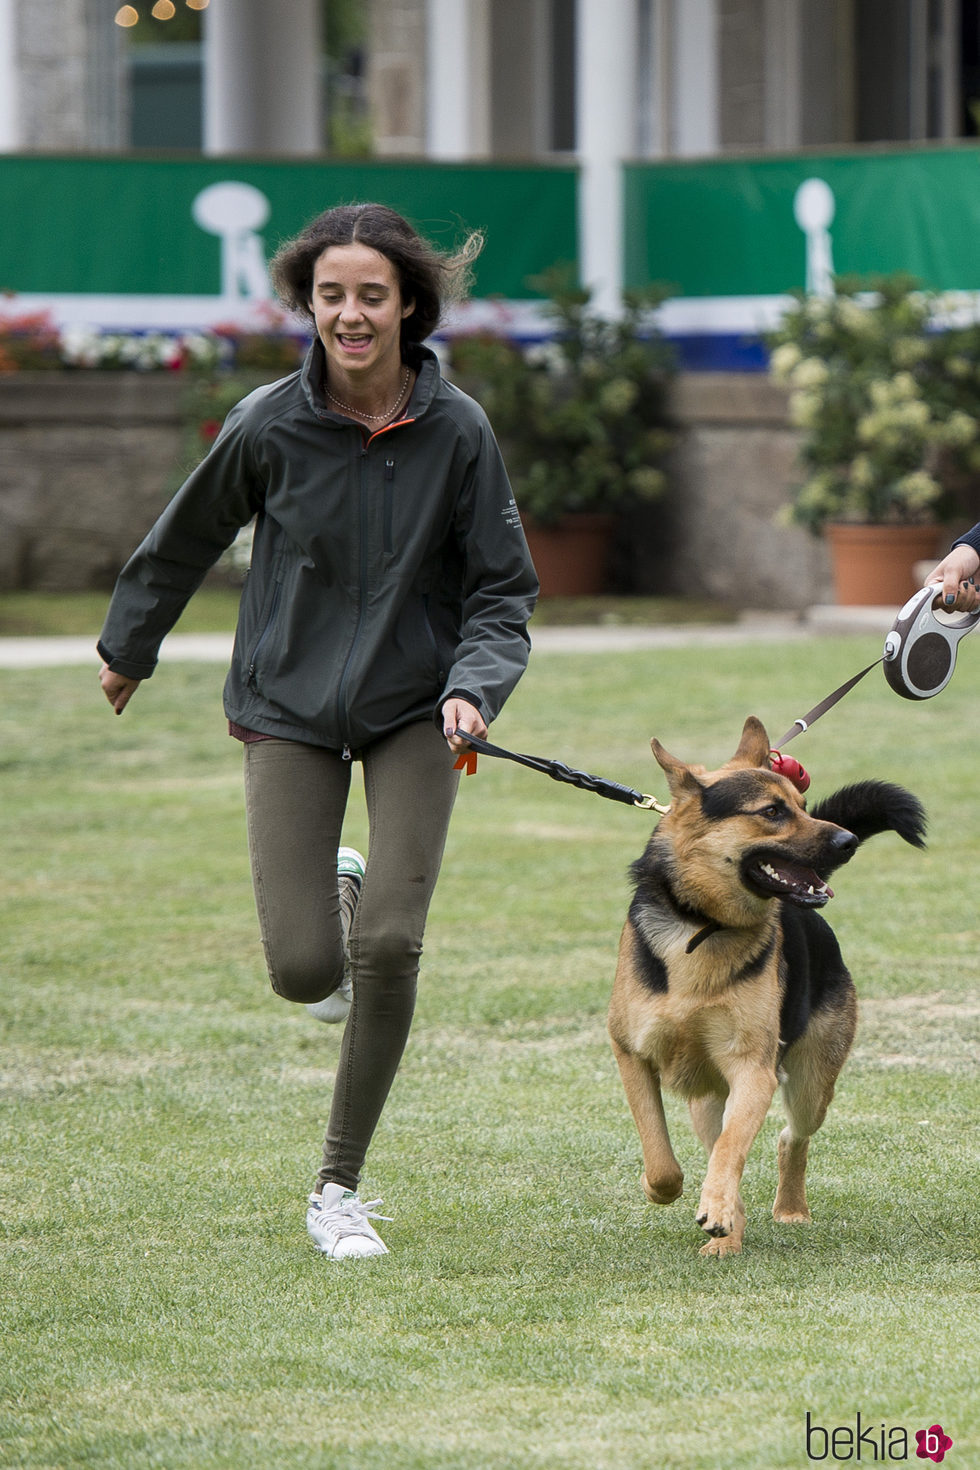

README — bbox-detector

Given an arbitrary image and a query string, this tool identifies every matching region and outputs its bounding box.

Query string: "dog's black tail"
[809,780,926,849]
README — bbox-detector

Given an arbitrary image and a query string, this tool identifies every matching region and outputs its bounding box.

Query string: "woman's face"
[308,242,415,383]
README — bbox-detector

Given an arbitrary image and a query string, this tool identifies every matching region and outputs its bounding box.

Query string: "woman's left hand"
[442,698,487,754]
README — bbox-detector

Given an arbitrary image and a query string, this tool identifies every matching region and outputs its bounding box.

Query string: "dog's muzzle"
[741,828,857,907]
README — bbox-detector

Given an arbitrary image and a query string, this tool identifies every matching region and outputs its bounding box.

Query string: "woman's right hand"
[99,663,141,715]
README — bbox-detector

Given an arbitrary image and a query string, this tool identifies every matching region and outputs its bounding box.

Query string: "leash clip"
[634,793,671,815]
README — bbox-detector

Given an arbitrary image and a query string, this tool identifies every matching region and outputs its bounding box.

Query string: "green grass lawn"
[0,588,244,637]
[0,590,735,638]
[1,631,977,1469]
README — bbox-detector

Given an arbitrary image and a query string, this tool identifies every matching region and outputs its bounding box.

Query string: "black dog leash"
[452,730,668,813]
[452,659,877,815]
[452,666,879,810]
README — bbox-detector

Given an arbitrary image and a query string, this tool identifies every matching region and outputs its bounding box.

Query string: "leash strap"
[772,657,883,748]
[454,730,663,811]
[454,652,885,807]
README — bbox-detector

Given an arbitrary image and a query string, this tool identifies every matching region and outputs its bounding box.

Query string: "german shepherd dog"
[608,716,925,1257]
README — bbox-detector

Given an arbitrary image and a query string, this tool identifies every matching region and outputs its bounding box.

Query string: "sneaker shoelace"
[309,1192,391,1243]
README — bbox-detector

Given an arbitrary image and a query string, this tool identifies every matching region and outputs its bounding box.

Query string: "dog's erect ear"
[724,716,772,771]
[651,737,706,799]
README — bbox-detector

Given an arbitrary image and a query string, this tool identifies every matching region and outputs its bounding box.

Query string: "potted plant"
[769,273,980,604]
[450,267,675,595]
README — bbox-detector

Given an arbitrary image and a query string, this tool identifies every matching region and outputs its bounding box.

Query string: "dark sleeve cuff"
[96,640,157,680]
[951,521,980,558]
[433,687,488,729]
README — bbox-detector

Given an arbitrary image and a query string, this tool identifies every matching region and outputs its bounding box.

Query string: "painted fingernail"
[946,594,955,605]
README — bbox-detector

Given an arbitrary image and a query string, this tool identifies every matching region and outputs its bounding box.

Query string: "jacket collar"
[301,338,442,423]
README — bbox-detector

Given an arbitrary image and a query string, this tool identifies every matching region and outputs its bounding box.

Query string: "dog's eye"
[758,802,786,822]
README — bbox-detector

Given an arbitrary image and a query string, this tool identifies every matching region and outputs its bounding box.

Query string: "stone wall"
[0,374,190,591]
[0,368,830,608]
[627,372,833,610]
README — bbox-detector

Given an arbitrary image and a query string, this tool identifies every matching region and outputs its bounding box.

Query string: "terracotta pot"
[520,512,615,597]
[824,522,943,606]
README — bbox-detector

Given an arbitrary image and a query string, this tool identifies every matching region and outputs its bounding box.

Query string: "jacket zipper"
[334,421,415,745]
[421,594,446,682]
[246,580,282,689]
[335,447,371,745]
[383,457,395,554]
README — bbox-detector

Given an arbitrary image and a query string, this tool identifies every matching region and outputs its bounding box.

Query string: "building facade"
[2,0,976,313]
[2,1,979,602]
[371,0,972,160]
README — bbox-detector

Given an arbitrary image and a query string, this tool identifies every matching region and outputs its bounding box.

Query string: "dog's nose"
[831,828,859,859]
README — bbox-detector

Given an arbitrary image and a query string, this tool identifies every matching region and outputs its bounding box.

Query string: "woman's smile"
[337,331,374,355]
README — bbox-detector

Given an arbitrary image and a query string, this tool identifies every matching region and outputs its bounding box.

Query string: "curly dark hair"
[269,202,484,347]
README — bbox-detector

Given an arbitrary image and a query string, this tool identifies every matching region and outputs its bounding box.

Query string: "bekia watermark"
[805,1411,954,1462]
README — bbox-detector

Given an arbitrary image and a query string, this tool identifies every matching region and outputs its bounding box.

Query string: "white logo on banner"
[793,178,836,298]
[191,181,272,303]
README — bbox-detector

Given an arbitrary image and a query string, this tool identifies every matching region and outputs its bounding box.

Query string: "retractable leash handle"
[773,583,980,752]
[882,582,980,701]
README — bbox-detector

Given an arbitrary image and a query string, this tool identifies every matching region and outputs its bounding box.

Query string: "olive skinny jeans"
[243,720,460,1193]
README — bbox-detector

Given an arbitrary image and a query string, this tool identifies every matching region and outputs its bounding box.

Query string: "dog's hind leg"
[774,994,856,1224]
[688,1093,724,1155]
[611,1040,684,1205]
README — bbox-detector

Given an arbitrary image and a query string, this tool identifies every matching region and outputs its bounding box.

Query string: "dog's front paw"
[695,1187,737,1239]
[642,1168,683,1205]
[697,1190,746,1256]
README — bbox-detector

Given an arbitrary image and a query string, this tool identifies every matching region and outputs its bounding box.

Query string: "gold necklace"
[325,367,411,423]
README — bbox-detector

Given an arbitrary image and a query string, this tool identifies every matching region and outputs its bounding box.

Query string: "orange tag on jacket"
[454,751,478,776]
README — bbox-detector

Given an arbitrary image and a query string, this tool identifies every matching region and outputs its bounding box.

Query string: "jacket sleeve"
[97,402,264,679]
[439,414,539,725]
[952,520,980,559]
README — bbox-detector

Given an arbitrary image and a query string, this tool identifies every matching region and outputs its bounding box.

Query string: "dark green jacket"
[98,341,538,751]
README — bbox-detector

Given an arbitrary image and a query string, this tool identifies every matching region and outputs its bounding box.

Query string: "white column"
[425,0,490,158]
[203,0,321,156]
[576,0,637,316]
[672,0,718,156]
[0,0,21,150]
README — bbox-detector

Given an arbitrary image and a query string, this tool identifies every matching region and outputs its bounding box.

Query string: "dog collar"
[686,921,722,953]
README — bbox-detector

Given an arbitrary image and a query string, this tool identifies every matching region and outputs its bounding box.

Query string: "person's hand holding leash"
[441,697,487,754]
[99,664,141,715]
[924,544,980,611]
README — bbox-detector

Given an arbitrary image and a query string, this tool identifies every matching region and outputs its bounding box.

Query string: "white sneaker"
[305,847,365,1024]
[306,1182,390,1258]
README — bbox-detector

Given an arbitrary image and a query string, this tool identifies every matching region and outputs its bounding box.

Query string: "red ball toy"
[769,750,811,793]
